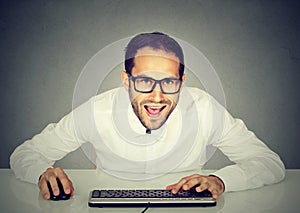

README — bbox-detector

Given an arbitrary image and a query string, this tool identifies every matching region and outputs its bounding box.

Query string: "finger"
[194,181,208,193]
[170,178,189,194]
[39,179,51,200]
[204,181,223,200]
[170,174,201,194]
[59,177,74,195]
[210,189,219,200]
[182,177,202,191]
[55,169,73,195]
[43,169,61,196]
[48,176,60,196]
[166,183,177,190]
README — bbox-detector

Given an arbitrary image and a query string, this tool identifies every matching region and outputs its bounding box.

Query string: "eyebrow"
[134,74,149,78]
[134,73,179,79]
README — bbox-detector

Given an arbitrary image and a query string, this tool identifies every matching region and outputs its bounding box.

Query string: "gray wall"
[1,0,299,169]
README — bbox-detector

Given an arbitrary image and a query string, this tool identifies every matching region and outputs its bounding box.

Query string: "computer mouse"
[48,178,71,201]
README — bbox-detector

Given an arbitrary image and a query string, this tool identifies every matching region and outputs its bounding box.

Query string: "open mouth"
[144,105,166,118]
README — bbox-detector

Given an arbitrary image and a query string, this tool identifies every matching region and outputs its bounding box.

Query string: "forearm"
[211,109,286,192]
[211,153,285,192]
[10,118,81,184]
[10,141,55,184]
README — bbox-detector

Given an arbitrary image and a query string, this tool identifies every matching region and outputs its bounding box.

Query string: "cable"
[141,202,150,213]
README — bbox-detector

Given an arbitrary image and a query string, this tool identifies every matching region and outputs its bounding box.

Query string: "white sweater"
[10,87,285,192]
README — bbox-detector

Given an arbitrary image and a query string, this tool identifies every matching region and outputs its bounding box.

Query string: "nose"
[149,83,164,101]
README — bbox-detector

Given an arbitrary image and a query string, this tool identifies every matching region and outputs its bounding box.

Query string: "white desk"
[1,169,299,213]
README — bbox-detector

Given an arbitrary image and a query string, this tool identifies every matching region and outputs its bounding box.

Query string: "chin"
[144,116,168,130]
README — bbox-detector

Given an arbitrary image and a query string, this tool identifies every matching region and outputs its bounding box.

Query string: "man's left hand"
[166,174,225,199]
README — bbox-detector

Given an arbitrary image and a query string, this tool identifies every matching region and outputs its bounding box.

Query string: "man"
[10,32,285,201]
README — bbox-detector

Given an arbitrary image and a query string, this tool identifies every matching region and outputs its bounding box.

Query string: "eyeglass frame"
[127,73,183,94]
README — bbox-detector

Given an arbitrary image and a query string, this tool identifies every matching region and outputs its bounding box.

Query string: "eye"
[137,77,153,85]
[143,79,152,84]
[163,79,175,85]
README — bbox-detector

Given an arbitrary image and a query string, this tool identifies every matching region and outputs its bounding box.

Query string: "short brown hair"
[125,32,185,78]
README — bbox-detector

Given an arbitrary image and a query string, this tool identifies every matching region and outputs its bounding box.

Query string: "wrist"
[209,175,225,192]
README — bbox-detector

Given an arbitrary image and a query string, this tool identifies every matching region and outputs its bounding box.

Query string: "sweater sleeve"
[10,112,81,184]
[209,101,285,192]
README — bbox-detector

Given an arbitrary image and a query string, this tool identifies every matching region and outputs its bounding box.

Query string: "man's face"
[122,47,185,130]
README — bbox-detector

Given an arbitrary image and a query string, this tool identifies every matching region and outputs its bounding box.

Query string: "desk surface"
[0,169,299,213]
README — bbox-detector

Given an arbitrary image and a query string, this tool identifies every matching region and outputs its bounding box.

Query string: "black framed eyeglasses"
[128,73,182,94]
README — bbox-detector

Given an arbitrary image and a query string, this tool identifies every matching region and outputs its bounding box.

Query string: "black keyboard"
[88,187,216,208]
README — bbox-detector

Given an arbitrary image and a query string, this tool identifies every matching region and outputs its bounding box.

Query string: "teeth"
[145,106,163,110]
[145,106,159,115]
[144,105,166,118]
[149,107,160,109]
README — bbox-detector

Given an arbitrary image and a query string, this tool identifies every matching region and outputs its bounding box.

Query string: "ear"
[121,71,129,91]
[180,74,186,88]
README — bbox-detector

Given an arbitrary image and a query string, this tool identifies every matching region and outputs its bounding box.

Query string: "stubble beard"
[129,92,177,130]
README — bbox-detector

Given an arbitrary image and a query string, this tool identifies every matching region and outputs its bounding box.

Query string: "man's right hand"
[38,167,74,200]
